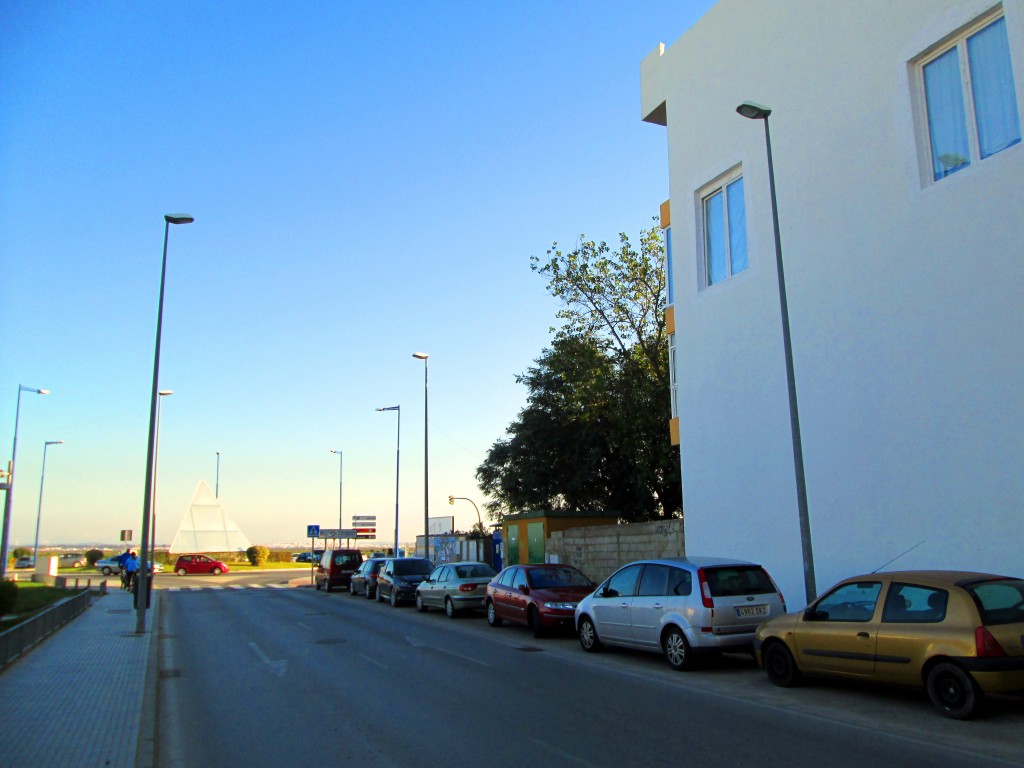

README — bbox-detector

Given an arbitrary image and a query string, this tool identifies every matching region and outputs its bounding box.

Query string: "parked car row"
[321,550,1024,720]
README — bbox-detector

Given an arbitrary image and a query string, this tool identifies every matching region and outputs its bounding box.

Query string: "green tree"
[246,545,270,566]
[11,547,30,559]
[477,222,681,522]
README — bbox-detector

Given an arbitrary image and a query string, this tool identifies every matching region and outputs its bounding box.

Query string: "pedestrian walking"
[124,552,140,593]
[117,548,132,590]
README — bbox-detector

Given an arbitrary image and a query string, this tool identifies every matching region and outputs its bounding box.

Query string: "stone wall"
[546,518,684,583]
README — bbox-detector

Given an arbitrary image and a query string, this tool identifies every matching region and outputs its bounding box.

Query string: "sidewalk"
[0,587,159,768]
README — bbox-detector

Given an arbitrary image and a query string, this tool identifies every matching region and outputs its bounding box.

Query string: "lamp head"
[376,406,400,412]
[412,352,429,360]
[45,440,64,446]
[164,214,195,225]
[158,390,173,396]
[737,101,772,120]
[330,449,342,455]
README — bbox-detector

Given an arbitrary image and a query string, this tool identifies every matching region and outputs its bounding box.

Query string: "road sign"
[307,524,320,538]
[120,529,133,542]
[319,528,358,539]
[356,534,376,539]
[355,528,376,535]
[351,515,377,522]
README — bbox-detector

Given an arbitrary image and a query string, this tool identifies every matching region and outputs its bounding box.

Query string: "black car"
[350,558,387,599]
[293,550,324,564]
[376,558,434,606]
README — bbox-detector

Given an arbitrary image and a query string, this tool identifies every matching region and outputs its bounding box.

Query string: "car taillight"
[459,583,480,592]
[696,568,714,609]
[975,626,1007,658]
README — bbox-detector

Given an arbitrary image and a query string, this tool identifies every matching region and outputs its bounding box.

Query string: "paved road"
[156,585,1024,768]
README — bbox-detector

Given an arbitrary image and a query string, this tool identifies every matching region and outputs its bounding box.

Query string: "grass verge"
[0,583,75,632]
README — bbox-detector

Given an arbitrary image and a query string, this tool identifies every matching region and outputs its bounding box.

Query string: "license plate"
[736,605,768,618]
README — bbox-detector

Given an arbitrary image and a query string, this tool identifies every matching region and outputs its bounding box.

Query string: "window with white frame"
[918,10,1020,181]
[701,172,747,287]
[668,332,678,418]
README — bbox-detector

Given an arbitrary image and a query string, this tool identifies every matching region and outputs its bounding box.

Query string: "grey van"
[574,556,786,670]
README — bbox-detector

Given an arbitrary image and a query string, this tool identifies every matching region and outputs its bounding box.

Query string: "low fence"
[0,588,94,671]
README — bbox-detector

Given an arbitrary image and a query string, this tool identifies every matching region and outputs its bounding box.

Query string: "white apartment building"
[642,0,1024,606]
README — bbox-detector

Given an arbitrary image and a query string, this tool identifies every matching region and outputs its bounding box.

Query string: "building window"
[701,173,747,287]
[668,332,678,418]
[919,12,1020,181]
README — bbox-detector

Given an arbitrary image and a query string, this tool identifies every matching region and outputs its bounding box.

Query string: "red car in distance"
[174,554,230,576]
[486,563,595,637]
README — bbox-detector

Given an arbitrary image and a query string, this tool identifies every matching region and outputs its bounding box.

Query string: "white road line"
[297,623,313,632]
[358,653,388,670]
[529,738,593,766]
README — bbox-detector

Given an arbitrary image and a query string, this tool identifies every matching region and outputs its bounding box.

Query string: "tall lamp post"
[330,449,343,530]
[32,440,63,566]
[152,390,172,563]
[412,352,429,559]
[215,450,220,498]
[1,384,50,579]
[137,213,193,634]
[736,102,816,604]
[376,406,400,556]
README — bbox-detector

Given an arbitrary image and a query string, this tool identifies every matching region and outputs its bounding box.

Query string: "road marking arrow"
[248,642,288,677]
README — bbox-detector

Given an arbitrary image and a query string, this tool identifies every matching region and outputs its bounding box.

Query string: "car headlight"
[543,601,578,610]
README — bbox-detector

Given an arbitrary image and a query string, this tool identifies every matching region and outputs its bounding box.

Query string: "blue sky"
[0,1,715,548]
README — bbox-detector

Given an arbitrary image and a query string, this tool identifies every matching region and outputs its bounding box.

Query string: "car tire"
[212,567,222,575]
[578,616,603,652]
[486,600,503,627]
[101,567,112,576]
[529,606,546,638]
[927,662,982,719]
[176,568,187,576]
[445,597,457,619]
[390,588,398,607]
[415,593,427,612]
[763,642,801,687]
[663,627,695,671]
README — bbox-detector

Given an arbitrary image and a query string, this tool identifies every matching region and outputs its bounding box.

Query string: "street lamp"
[412,352,429,559]
[32,440,63,566]
[330,449,343,530]
[138,213,193,634]
[736,101,816,604]
[215,450,220,498]
[1,384,50,579]
[152,390,173,564]
[376,406,400,556]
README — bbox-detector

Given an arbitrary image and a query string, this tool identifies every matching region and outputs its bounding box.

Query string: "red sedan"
[486,564,595,637]
[174,554,230,575]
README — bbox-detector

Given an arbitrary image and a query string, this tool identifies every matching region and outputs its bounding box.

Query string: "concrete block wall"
[547,519,684,583]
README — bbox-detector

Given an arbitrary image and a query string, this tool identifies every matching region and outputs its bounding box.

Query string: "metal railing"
[0,588,94,671]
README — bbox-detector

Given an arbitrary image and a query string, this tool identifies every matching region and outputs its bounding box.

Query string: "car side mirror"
[518,585,530,594]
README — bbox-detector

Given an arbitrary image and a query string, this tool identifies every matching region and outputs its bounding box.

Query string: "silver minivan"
[574,556,786,670]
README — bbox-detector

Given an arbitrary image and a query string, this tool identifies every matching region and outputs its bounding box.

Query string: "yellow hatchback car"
[755,570,1024,719]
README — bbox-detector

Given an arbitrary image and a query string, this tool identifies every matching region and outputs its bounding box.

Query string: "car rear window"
[704,566,775,597]
[963,578,1024,625]
[454,564,496,579]
[394,559,433,576]
[528,567,592,589]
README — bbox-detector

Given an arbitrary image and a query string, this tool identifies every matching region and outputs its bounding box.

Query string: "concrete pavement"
[0,587,160,768]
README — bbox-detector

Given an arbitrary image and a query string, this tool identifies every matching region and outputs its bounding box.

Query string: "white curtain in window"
[968,17,1021,159]
[727,178,747,275]
[705,191,727,284]
[924,47,971,179]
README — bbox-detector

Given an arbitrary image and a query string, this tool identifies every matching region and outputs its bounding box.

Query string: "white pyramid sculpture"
[169,480,252,553]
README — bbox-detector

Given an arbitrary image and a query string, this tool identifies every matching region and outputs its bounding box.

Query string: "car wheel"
[445,597,458,619]
[176,568,187,576]
[663,627,695,671]
[578,616,603,652]
[529,606,546,638]
[486,600,503,627]
[763,642,801,687]
[927,662,982,719]
[390,588,398,607]
[101,567,112,576]
[415,593,427,612]
[212,567,223,576]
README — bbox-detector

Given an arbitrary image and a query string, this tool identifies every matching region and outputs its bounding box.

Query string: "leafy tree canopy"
[478,221,681,523]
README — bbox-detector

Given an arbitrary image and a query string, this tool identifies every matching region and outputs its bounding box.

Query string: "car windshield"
[394,559,433,576]
[454,564,497,579]
[963,578,1024,625]
[528,567,591,589]
[704,566,776,597]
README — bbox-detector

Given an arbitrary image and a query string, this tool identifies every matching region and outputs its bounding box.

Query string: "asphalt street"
[155,585,1024,768]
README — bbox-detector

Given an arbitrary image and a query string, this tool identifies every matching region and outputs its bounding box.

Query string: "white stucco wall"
[643,0,1024,607]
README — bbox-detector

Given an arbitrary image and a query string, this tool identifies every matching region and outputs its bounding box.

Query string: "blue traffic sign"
[307,524,320,538]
